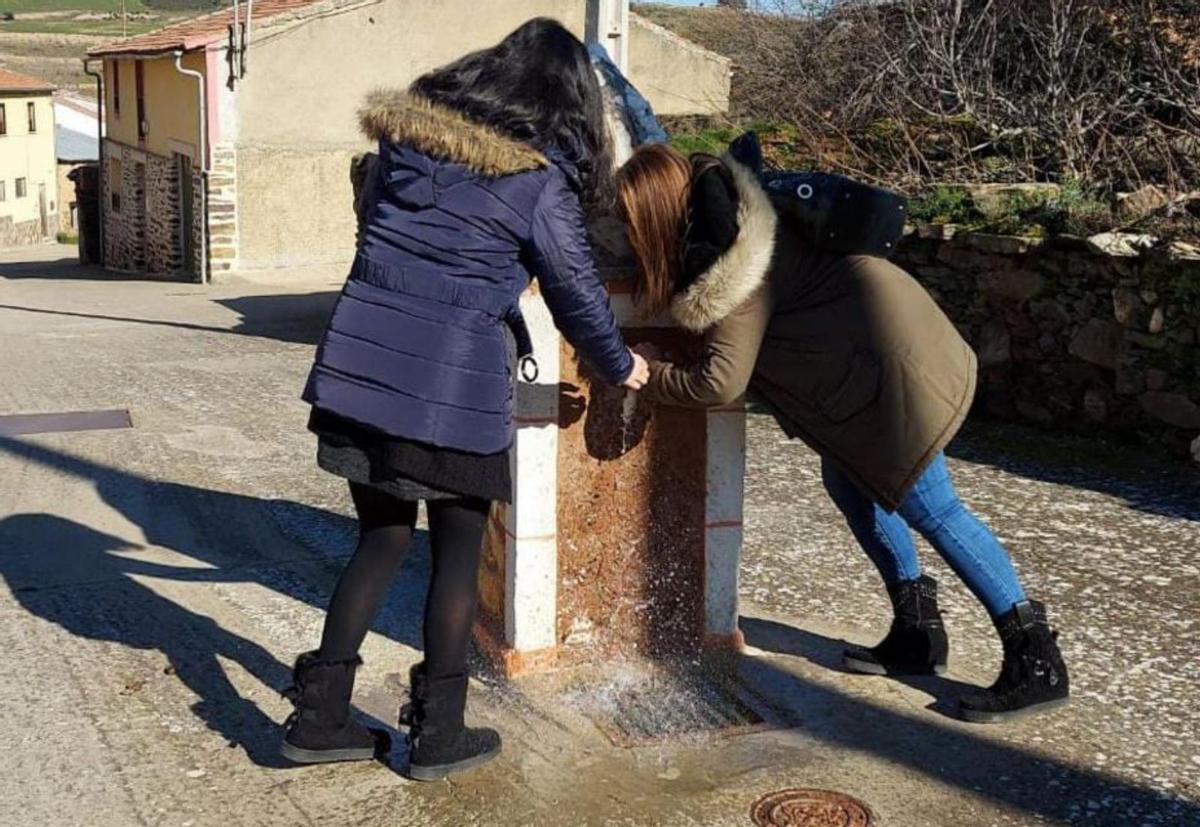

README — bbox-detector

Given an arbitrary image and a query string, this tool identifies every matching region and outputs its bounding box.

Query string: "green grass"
[909,187,981,226]
[0,1,148,11]
[0,18,159,35]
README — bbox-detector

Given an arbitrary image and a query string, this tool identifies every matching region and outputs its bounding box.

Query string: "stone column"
[476,283,747,676]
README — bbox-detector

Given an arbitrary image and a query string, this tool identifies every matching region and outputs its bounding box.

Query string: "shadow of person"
[0,435,428,655]
[735,645,1200,826]
[0,514,308,767]
[0,289,339,347]
[0,437,431,769]
[740,615,983,718]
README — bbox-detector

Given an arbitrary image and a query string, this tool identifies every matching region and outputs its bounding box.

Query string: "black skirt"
[308,409,511,503]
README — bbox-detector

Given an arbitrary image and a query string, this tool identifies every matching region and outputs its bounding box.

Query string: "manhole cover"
[750,789,874,827]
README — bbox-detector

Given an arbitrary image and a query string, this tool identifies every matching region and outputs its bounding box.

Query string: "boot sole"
[280,741,382,764]
[959,695,1070,724]
[843,653,948,677]
[407,744,501,782]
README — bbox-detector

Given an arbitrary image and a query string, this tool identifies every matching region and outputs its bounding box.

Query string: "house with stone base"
[87,0,731,281]
[0,69,59,248]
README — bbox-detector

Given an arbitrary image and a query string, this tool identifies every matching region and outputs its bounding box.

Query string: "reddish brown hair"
[615,144,693,317]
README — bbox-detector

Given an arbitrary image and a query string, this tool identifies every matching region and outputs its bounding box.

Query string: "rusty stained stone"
[750,789,874,827]
[475,503,509,645]
[554,329,707,665]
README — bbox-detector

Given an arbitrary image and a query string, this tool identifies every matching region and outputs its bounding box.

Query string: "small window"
[15,178,27,198]
[112,60,121,117]
[27,101,36,133]
[0,103,6,136]
[135,61,146,141]
[110,159,122,213]
[0,181,6,202]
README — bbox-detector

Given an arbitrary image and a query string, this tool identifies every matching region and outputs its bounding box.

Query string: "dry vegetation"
[637,0,1200,237]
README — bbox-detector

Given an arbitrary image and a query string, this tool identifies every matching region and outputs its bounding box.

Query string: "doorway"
[176,154,195,277]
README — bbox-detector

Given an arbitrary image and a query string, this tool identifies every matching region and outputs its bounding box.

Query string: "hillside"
[0,2,223,91]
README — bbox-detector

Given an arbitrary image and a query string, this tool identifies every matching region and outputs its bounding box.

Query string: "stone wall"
[895,231,1200,460]
[143,152,181,275]
[102,141,147,272]
[102,139,203,278]
[0,214,55,247]
[207,144,238,277]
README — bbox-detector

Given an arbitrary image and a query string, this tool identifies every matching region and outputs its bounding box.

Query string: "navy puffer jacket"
[303,91,633,454]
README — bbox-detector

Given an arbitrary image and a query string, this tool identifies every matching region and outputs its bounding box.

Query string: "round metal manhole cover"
[751,789,874,827]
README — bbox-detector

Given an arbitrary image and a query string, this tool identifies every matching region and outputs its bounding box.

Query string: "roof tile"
[0,68,56,94]
[89,0,325,57]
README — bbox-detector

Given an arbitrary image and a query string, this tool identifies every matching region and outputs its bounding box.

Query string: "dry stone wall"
[895,231,1200,462]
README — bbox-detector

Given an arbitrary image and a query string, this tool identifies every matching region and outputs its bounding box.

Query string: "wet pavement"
[1,246,1198,826]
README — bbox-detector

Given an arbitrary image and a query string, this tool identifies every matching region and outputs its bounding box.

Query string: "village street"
[1,245,1198,827]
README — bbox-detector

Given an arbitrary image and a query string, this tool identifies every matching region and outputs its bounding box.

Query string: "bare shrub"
[641,0,1200,195]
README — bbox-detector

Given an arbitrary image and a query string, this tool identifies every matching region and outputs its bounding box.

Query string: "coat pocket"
[819,347,881,423]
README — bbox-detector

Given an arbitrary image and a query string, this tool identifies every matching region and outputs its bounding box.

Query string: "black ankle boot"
[959,600,1070,723]
[400,662,501,782]
[280,651,390,764]
[843,575,949,676]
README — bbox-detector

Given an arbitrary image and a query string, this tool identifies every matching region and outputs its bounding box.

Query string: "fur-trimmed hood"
[671,156,779,333]
[358,89,549,177]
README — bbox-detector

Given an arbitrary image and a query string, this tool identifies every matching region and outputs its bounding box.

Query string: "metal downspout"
[82,58,105,266]
[172,51,209,284]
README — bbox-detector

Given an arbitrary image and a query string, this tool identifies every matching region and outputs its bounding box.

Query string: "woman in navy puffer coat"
[283,19,647,780]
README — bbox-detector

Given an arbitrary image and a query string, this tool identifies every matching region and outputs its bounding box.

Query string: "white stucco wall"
[225,0,729,272]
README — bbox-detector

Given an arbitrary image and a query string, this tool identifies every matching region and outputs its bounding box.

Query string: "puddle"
[562,658,777,747]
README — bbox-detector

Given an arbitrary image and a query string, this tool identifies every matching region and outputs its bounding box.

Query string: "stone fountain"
[472,65,747,674]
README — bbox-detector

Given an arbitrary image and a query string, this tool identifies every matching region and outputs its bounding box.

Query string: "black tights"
[318,482,490,679]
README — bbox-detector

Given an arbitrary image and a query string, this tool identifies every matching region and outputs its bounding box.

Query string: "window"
[0,103,6,136]
[135,61,146,141]
[27,101,36,133]
[110,159,122,213]
[15,178,27,198]
[112,60,121,117]
[0,181,6,202]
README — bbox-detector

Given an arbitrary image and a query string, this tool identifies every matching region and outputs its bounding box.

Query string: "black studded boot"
[400,662,501,782]
[280,651,390,764]
[959,600,1070,723]
[843,575,949,676]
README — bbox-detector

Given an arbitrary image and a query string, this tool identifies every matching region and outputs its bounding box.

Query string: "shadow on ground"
[0,436,425,767]
[0,256,142,282]
[949,418,1200,522]
[741,615,1198,826]
[0,290,338,346]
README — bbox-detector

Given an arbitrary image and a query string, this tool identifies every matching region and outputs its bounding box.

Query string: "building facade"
[54,93,101,236]
[89,0,730,280]
[0,69,58,248]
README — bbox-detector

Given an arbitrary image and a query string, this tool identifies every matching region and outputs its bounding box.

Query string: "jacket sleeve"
[644,286,773,408]
[525,173,633,385]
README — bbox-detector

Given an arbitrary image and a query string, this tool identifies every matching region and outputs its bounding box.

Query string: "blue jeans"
[821,453,1027,618]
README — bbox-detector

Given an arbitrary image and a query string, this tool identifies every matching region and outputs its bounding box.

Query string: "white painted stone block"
[506,534,559,652]
[704,525,743,637]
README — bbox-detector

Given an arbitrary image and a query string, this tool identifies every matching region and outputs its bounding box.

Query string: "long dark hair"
[411,18,613,205]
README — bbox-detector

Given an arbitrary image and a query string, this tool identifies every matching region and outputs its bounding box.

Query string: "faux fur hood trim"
[358,89,549,177]
[671,156,778,333]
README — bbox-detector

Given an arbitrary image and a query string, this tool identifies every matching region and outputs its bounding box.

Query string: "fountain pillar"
[476,281,747,676]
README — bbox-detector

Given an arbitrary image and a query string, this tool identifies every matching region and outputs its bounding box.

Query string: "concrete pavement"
[1,245,1197,826]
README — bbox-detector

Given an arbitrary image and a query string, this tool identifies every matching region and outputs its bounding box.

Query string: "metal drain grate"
[576,668,772,747]
[751,789,874,827]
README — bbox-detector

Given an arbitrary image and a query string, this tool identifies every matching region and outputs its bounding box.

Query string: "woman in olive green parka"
[616,143,1070,724]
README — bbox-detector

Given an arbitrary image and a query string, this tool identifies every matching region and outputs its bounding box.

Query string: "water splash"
[562,657,762,746]
[621,390,639,453]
